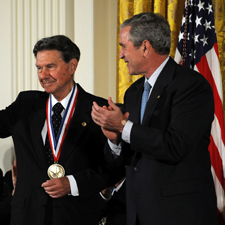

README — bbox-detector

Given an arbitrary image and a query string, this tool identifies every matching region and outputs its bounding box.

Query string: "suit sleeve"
[0,94,23,138]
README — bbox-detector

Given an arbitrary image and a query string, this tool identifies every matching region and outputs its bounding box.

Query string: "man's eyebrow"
[35,62,56,67]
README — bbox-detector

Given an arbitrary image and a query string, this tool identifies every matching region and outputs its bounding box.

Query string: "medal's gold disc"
[47,163,65,179]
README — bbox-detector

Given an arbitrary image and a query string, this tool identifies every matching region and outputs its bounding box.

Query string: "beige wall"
[0,0,118,173]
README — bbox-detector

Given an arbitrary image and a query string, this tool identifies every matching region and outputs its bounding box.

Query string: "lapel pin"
[157,95,160,98]
[82,122,87,127]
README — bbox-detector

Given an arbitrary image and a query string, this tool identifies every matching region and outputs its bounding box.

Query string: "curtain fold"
[117,0,225,114]
[213,0,225,113]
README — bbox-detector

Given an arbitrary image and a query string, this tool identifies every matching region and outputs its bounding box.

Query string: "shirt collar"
[145,56,170,87]
[50,83,76,110]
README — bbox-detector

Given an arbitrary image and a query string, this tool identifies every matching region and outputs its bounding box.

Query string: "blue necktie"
[140,82,151,124]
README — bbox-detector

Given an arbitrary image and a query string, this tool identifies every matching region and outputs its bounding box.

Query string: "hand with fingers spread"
[42,177,71,198]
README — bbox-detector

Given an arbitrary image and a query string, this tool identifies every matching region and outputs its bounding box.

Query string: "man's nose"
[39,67,49,78]
[119,49,124,59]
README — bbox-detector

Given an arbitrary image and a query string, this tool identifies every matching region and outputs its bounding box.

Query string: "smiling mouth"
[43,82,54,85]
[42,79,56,86]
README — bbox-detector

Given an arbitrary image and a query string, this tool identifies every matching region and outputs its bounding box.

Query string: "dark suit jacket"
[0,84,121,225]
[106,57,218,225]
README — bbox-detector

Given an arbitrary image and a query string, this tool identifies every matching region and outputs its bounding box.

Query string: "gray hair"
[120,12,171,55]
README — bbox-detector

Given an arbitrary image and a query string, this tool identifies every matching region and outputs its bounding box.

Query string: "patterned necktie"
[45,102,64,164]
[52,102,64,138]
[140,82,151,124]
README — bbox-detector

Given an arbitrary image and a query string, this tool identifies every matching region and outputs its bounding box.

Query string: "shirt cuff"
[99,191,112,201]
[67,175,79,196]
[108,139,122,156]
[99,178,126,200]
[122,120,133,143]
[114,178,126,192]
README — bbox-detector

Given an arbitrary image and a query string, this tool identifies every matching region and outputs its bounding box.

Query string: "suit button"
[41,203,46,209]
[134,167,139,172]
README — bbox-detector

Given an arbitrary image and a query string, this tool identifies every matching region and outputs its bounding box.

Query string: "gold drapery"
[213,0,225,114]
[117,0,225,115]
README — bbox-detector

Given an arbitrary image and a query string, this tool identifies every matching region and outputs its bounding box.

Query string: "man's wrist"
[121,119,127,126]
[120,119,128,133]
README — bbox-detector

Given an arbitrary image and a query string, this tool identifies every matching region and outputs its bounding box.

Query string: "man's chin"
[44,90,52,94]
[43,86,54,94]
[128,69,140,76]
[42,83,54,91]
[129,71,137,76]
[128,68,136,75]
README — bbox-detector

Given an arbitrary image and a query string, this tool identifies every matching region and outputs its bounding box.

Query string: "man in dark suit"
[92,12,218,225]
[0,35,122,225]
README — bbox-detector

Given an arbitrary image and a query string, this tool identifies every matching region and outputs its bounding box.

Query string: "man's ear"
[142,40,151,57]
[70,58,78,74]
[142,40,148,51]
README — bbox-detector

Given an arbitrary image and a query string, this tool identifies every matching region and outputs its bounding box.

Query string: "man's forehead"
[36,50,63,62]
[120,27,131,41]
[36,49,61,56]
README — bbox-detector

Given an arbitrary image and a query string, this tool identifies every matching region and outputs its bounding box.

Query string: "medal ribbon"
[46,83,79,162]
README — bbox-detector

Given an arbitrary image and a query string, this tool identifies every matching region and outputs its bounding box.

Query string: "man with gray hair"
[92,12,217,225]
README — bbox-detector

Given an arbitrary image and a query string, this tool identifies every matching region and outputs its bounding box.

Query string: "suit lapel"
[126,77,144,125]
[29,93,49,173]
[59,86,91,164]
[28,86,91,168]
[142,57,177,124]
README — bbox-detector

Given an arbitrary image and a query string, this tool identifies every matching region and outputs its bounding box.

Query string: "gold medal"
[47,163,65,179]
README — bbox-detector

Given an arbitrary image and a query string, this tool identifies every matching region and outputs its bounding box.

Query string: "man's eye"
[47,65,55,69]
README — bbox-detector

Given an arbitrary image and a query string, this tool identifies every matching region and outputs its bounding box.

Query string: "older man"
[0,35,121,225]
